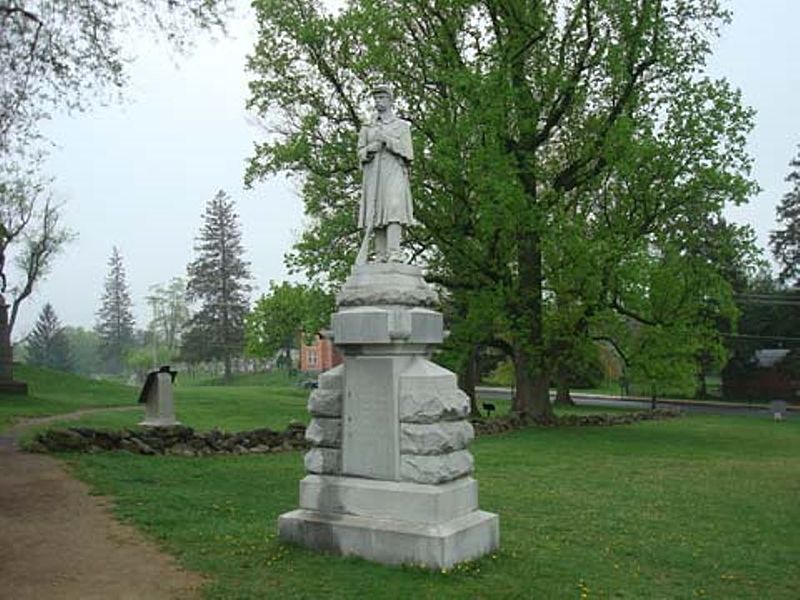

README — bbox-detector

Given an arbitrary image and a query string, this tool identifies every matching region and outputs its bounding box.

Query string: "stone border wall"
[29,408,679,456]
[30,423,308,456]
[471,407,680,436]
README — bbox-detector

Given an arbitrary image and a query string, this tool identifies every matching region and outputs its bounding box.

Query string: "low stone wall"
[31,423,309,456]
[30,409,679,456]
[471,408,680,436]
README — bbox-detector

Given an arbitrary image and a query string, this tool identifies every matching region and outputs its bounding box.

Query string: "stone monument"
[138,365,180,427]
[278,85,499,568]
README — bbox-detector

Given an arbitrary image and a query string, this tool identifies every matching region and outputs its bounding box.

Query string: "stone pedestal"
[139,370,179,427]
[278,263,499,568]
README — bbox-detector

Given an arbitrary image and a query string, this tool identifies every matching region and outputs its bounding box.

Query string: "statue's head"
[371,83,393,112]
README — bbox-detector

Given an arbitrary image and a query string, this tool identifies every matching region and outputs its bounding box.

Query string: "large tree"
[770,146,800,286]
[26,302,71,371]
[95,246,135,374]
[146,277,190,359]
[183,190,251,383]
[247,1,756,418]
[0,160,72,388]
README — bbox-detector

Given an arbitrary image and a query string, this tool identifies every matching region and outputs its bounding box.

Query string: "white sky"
[18,0,800,339]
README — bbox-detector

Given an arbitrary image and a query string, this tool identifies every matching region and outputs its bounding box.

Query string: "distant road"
[475,387,796,417]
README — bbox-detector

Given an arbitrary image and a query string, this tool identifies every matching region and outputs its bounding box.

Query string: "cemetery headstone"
[138,365,179,427]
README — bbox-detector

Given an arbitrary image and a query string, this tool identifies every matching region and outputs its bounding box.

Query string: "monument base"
[278,475,499,568]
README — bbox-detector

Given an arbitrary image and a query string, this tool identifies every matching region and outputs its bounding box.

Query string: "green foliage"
[145,277,189,355]
[183,191,252,380]
[26,302,71,371]
[61,326,101,376]
[124,346,175,379]
[770,146,800,285]
[247,0,758,417]
[95,246,136,374]
[245,281,334,366]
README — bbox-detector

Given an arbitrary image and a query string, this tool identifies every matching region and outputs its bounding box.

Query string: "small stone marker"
[769,400,788,421]
[138,365,179,427]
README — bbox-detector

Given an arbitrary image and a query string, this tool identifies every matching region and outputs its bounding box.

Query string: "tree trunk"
[510,231,554,420]
[458,345,481,417]
[554,370,575,406]
[0,302,13,382]
[0,301,27,394]
[696,367,708,399]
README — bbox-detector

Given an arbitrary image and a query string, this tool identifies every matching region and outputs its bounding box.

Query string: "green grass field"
[0,364,137,429]
[4,367,800,598]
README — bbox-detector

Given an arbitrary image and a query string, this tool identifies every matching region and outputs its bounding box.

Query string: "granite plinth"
[280,474,499,568]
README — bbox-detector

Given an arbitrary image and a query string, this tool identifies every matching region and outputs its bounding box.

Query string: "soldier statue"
[356,84,414,264]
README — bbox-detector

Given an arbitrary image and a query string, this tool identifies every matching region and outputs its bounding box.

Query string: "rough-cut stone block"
[399,358,470,423]
[308,389,342,417]
[401,450,474,484]
[305,418,342,448]
[304,448,341,475]
[299,475,479,524]
[318,364,344,390]
[278,508,499,569]
[400,421,474,455]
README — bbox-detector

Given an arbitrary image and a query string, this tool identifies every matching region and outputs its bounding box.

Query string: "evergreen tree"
[27,303,71,371]
[183,190,252,383]
[770,147,800,285]
[95,246,135,373]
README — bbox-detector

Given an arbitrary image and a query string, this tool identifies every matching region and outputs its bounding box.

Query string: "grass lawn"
[0,365,137,429]
[5,367,799,597]
[67,417,799,598]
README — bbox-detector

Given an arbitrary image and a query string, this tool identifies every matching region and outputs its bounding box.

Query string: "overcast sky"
[19,0,800,339]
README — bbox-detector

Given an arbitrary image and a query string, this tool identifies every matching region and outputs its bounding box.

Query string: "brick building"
[299,334,343,372]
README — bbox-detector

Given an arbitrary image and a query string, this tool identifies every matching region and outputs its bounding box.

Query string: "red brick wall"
[300,335,343,372]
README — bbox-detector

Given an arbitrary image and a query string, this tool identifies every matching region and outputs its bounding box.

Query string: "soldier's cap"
[371,83,393,99]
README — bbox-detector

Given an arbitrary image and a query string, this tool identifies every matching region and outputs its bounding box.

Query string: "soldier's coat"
[357,114,414,228]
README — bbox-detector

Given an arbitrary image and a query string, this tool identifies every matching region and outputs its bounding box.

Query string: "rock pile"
[31,423,309,456]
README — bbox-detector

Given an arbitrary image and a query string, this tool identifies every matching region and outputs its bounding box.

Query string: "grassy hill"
[0,365,311,433]
[0,365,136,430]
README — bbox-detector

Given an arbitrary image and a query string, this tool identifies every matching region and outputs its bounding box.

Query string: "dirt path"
[0,409,206,600]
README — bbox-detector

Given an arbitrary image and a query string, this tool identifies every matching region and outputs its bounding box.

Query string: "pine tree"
[95,246,135,373]
[183,190,252,382]
[770,147,800,285]
[27,303,72,371]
